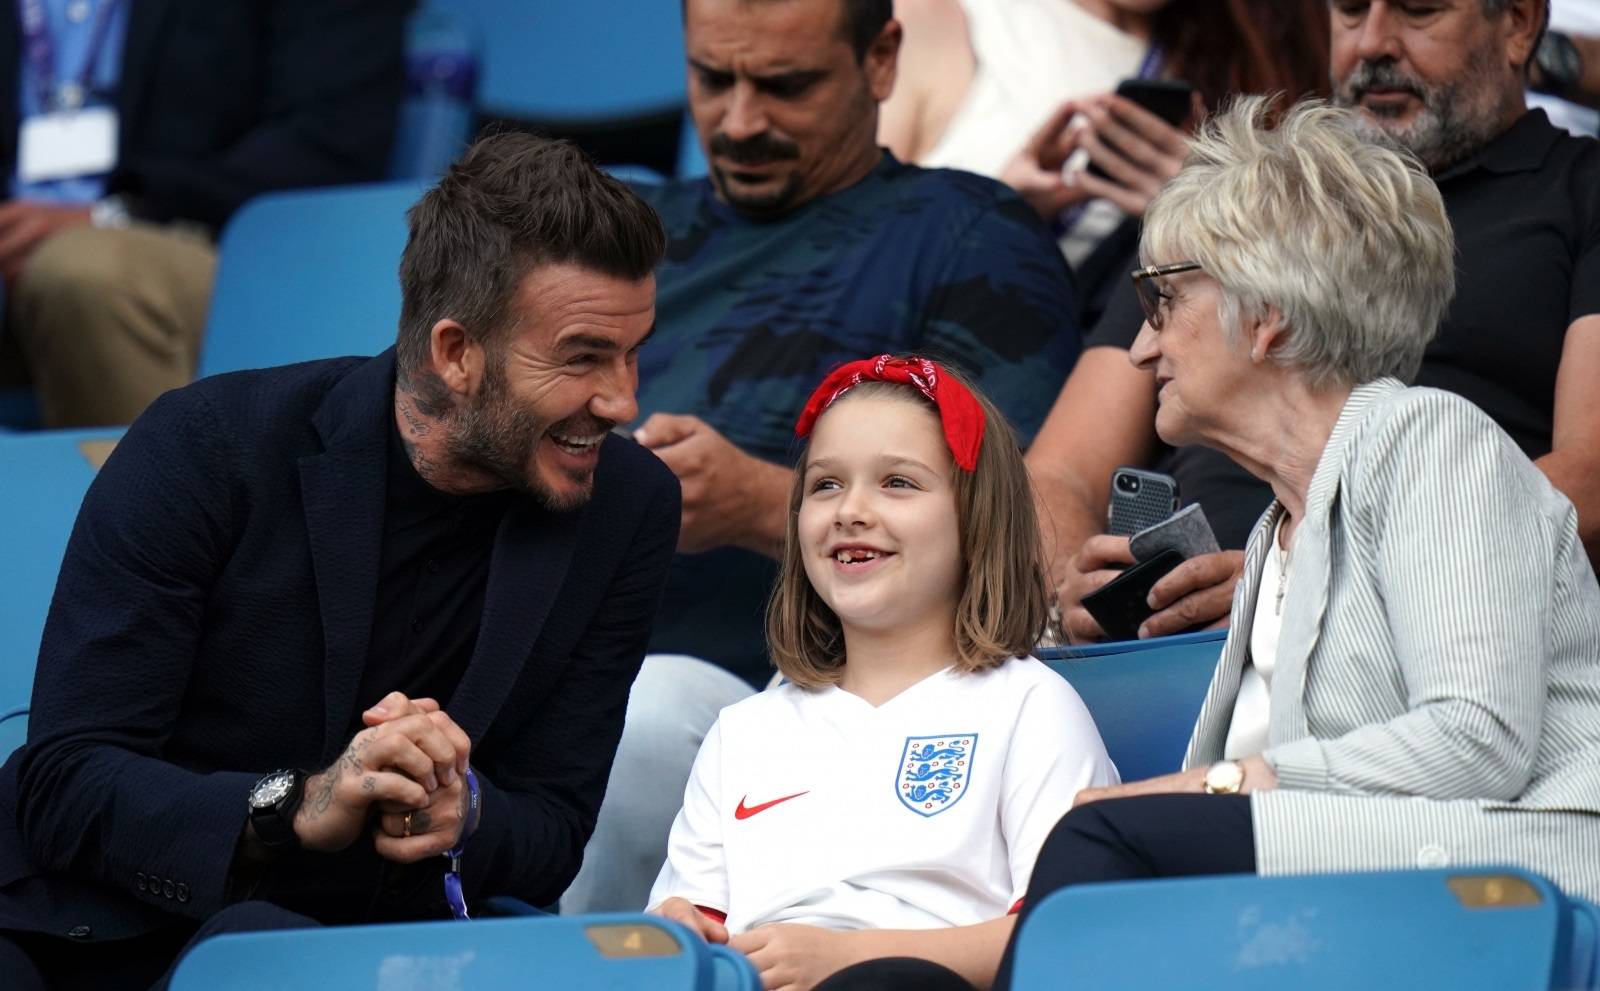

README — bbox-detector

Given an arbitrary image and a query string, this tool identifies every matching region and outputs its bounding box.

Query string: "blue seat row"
[167,912,760,991]
[1013,866,1600,991]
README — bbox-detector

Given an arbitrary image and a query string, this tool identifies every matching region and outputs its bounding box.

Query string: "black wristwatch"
[1534,30,1584,99]
[247,769,307,848]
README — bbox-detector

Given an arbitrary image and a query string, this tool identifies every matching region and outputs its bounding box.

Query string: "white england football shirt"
[648,657,1118,933]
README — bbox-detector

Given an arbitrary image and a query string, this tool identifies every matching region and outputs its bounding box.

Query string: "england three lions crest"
[896,734,977,817]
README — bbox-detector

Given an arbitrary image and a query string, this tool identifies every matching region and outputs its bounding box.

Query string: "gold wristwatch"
[1203,759,1245,795]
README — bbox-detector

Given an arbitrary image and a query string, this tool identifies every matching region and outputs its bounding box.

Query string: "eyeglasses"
[1130,261,1203,330]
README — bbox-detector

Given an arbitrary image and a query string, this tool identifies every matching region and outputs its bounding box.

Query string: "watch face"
[1205,761,1245,794]
[250,772,294,809]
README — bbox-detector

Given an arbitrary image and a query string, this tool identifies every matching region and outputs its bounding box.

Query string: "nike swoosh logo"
[734,791,810,820]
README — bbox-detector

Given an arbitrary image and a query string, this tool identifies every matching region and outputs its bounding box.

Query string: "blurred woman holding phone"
[882,0,1328,270]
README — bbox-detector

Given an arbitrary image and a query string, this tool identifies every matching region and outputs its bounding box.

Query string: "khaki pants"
[0,223,216,428]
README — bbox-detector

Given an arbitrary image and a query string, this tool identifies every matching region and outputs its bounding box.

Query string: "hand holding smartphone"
[1083,79,1197,181]
[1081,469,1219,640]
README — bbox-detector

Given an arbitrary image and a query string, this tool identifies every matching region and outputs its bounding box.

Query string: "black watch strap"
[247,769,307,849]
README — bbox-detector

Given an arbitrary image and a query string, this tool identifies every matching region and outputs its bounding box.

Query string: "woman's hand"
[1001,90,1201,221]
[650,896,730,944]
[1001,99,1097,219]
[730,924,866,991]
[1140,549,1245,638]
[1068,92,1198,217]
[1073,767,1208,807]
[1073,756,1278,807]
[1056,534,1137,643]
[1057,539,1243,643]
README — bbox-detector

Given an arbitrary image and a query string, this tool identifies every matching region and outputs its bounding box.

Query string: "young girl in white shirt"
[649,355,1116,991]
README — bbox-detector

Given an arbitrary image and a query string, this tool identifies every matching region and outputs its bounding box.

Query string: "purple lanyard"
[17,0,121,112]
[443,767,482,920]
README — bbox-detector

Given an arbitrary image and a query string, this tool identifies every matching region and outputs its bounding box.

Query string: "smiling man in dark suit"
[0,132,678,990]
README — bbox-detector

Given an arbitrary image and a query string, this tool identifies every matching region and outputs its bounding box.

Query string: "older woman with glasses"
[1030,89,1600,942]
[815,94,1600,991]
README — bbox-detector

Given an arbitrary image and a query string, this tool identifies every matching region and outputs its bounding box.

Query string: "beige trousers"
[0,223,216,428]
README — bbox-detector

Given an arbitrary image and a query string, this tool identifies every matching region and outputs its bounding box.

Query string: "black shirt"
[1085,109,1600,550]
[350,418,515,733]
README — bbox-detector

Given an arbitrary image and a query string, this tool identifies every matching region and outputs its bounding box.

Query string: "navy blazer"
[0,0,407,228]
[0,350,680,940]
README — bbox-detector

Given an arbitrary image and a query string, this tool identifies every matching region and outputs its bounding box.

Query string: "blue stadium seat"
[168,913,760,991]
[1038,629,1224,781]
[678,110,709,179]
[197,181,430,378]
[424,1,686,124]
[1012,868,1591,991]
[1572,897,1600,991]
[0,708,26,761]
[0,429,122,717]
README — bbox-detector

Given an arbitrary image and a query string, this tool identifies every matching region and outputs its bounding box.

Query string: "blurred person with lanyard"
[0,0,407,427]
[1031,0,1600,645]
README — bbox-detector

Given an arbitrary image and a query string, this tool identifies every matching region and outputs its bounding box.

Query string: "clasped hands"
[292,690,474,863]
[652,898,864,991]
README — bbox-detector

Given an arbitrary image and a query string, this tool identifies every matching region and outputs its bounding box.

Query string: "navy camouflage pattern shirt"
[633,153,1081,684]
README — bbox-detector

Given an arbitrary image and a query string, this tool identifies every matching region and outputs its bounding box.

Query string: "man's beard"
[1333,45,1511,172]
[707,130,804,217]
[449,361,609,513]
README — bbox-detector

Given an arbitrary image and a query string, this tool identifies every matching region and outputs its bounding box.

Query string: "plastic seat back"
[426,0,686,123]
[168,913,760,991]
[0,429,122,715]
[0,708,26,761]
[1038,629,1225,780]
[198,181,430,378]
[1013,868,1571,991]
[1571,897,1600,990]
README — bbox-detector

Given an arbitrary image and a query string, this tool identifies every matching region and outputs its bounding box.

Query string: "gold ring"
[402,812,413,838]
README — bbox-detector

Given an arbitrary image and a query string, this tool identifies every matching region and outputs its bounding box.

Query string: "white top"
[1224,518,1286,760]
[649,657,1118,933]
[922,0,1147,178]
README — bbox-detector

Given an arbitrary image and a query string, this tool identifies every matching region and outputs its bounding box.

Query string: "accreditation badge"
[17,105,118,183]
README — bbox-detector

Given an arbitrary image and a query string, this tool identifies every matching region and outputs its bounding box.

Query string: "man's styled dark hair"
[395,132,666,387]
[681,0,892,60]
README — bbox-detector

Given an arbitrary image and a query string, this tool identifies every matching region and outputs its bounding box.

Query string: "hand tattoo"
[410,810,432,834]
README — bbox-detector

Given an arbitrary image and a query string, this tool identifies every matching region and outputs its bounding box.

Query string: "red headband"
[793,355,986,471]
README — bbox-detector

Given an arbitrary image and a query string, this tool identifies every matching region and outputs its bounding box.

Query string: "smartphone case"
[1080,548,1185,642]
[1129,503,1220,562]
[1108,470,1180,537]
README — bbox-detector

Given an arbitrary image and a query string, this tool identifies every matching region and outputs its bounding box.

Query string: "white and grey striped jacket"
[1183,379,1600,901]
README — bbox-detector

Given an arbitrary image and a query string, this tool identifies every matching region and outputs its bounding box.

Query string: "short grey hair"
[1142,96,1456,389]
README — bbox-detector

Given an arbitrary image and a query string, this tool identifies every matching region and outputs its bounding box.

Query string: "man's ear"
[865,18,902,104]
[427,319,482,399]
[1504,0,1545,74]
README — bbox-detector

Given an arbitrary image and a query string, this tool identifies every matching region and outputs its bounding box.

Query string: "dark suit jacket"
[0,350,681,940]
[0,0,408,228]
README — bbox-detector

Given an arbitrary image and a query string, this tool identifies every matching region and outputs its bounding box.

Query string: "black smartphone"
[1107,467,1179,537]
[1086,78,1197,180]
[1080,548,1185,641]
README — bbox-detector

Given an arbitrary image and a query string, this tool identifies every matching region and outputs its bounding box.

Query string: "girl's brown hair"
[766,367,1050,689]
